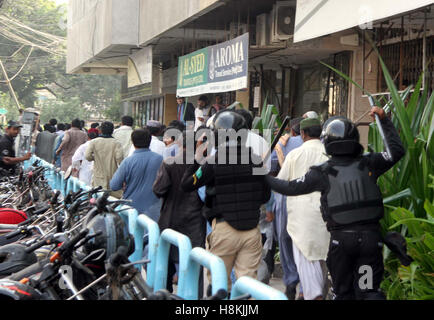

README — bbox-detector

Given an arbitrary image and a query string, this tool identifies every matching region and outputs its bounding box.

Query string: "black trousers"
[261,234,277,276]
[327,229,386,300]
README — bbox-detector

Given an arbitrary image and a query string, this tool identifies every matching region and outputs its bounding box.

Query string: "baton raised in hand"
[368,96,393,161]
[262,116,291,164]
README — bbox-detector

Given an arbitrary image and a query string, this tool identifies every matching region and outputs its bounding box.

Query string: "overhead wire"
[0,44,24,58]
[0,14,66,56]
[0,46,34,82]
[0,11,66,107]
[0,14,65,43]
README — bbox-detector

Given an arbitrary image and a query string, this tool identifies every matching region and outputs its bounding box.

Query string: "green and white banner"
[176,33,249,97]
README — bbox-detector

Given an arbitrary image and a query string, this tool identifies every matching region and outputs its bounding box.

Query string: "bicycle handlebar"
[108,246,129,268]
[17,215,37,227]
[96,191,111,211]
[70,186,103,203]
[58,229,89,257]
[25,235,54,254]
[205,289,228,300]
[5,227,26,239]
[50,190,61,205]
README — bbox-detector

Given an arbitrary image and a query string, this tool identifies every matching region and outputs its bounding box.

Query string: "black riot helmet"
[212,110,247,131]
[211,110,247,147]
[321,117,363,156]
[83,212,134,260]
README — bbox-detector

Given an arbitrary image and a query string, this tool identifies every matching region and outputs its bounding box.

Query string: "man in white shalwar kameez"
[277,118,330,300]
[71,132,97,186]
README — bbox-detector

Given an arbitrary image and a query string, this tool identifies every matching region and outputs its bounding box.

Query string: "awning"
[294,0,434,43]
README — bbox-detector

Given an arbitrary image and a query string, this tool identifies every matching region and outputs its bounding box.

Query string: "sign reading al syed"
[177,33,249,97]
[177,48,208,90]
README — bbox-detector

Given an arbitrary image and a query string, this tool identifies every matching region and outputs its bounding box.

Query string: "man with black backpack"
[265,107,406,300]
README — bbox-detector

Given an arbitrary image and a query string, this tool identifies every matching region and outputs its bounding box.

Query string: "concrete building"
[67,0,434,144]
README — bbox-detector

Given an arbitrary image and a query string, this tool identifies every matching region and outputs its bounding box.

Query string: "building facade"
[67,0,434,144]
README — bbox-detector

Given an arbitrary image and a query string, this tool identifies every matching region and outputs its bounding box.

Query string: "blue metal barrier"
[25,155,86,192]
[136,214,160,287]
[184,247,228,300]
[153,229,192,297]
[230,276,288,300]
[117,209,160,288]
[24,156,289,300]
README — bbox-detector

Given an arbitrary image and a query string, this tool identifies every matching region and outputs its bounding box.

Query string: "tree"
[39,98,90,124]
[0,92,19,121]
[59,74,123,119]
[102,92,123,122]
[0,0,122,119]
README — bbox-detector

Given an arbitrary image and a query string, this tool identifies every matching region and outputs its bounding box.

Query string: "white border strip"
[176,76,248,97]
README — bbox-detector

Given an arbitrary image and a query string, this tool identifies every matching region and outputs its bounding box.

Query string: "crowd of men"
[0,93,407,300]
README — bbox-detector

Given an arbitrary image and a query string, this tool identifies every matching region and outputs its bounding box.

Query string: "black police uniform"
[265,117,405,300]
[181,144,271,229]
[0,134,17,173]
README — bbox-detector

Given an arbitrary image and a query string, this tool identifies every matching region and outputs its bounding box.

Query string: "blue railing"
[117,209,160,289]
[24,156,287,300]
[231,276,288,300]
[153,229,193,296]
[185,247,228,300]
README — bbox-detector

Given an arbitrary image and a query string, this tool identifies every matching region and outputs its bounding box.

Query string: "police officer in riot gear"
[265,107,405,300]
[181,110,271,293]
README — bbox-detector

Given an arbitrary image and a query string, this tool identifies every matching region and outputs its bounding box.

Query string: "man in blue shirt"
[110,128,163,222]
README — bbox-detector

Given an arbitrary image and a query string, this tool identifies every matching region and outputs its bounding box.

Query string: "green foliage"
[39,98,90,124]
[372,66,434,299]
[252,93,283,135]
[102,92,122,123]
[0,92,19,121]
[0,0,122,120]
[381,182,434,300]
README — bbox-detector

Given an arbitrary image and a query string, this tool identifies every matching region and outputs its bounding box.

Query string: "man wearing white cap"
[303,111,319,119]
[127,120,165,157]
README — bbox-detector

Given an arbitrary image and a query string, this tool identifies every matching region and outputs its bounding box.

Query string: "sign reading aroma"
[177,33,248,97]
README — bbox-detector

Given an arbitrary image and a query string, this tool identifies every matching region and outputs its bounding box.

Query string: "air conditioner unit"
[256,13,268,46]
[229,22,248,39]
[273,1,296,41]
[268,5,279,43]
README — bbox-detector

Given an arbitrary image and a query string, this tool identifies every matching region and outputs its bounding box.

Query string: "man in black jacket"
[265,107,405,300]
[176,96,195,126]
[181,110,271,293]
[153,131,206,295]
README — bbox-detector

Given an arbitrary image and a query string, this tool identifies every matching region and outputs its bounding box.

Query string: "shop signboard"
[176,33,249,97]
